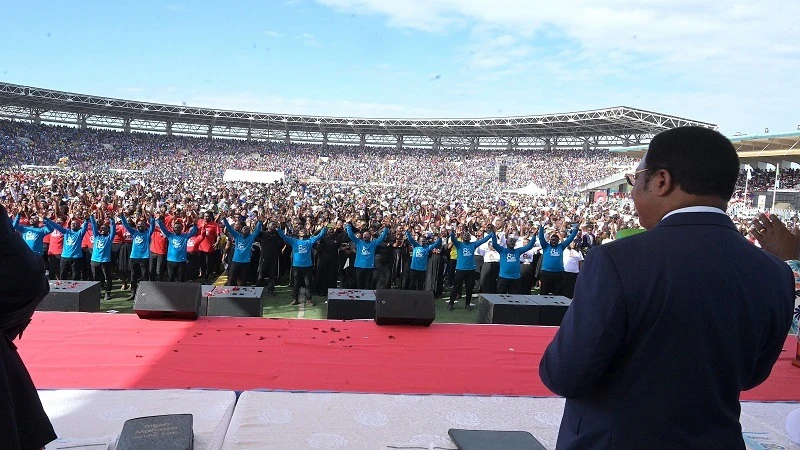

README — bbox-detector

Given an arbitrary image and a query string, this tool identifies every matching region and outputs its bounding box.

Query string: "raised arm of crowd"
[0,118,793,302]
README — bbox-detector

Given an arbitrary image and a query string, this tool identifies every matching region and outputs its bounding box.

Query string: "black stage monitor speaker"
[203,286,264,317]
[477,294,539,325]
[477,294,571,325]
[375,289,435,326]
[134,281,201,320]
[38,281,101,312]
[529,295,571,326]
[327,289,377,320]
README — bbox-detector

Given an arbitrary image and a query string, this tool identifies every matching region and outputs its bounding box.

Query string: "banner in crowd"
[594,191,608,203]
[21,165,68,170]
[223,169,284,184]
[757,195,767,210]
[110,168,150,174]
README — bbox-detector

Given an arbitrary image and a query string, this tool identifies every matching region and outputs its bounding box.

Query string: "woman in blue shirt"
[120,214,155,299]
[277,225,326,306]
[156,217,198,282]
[223,218,262,286]
[345,224,390,289]
[88,212,116,300]
[404,230,441,291]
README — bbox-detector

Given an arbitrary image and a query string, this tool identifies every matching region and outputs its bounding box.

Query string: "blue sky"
[1,0,798,135]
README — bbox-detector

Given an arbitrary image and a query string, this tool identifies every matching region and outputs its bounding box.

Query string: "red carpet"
[16,312,800,400]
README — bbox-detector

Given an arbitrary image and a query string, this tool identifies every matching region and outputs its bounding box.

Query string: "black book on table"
[448,429,546,450]
[117,414,193,450]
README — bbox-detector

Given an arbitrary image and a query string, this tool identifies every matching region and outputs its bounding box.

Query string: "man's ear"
[651,169,676,197]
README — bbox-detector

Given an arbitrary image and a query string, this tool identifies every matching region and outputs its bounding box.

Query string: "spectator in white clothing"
[479,242,500,294]
[562,241,584,299]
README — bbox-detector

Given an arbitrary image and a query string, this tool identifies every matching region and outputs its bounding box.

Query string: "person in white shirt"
[562,241,584,299]
[473,230,490,291]
[479,242,500,294]
[519,237,541,295]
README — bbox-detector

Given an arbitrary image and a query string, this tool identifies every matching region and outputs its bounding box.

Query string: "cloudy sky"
[2,0,798,134]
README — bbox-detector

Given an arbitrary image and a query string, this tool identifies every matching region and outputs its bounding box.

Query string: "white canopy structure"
[504,182,547,196]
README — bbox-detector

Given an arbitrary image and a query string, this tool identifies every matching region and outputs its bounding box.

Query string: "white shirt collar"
[661,206,726,221]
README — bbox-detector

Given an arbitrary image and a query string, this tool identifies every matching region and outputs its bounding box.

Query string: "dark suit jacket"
[0,205,57,450]
[579,233,595,250]
[540,212,793,450]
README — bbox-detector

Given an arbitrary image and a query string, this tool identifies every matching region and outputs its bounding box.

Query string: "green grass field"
[98,276,536,324]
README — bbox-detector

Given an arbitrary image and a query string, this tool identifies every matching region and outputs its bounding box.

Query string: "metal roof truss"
[0,82,717,150]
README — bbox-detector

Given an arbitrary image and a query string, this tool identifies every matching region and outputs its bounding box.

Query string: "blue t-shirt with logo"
[491,234,538,279]
[346,224,389,269]
[89,215,116,263]
[157,219,198,263]
[277,227,326,268]
[450,231,493,271]
[405,231,441,271]
[120,215,155,260]
[12,215,54,254]
[538,226,579,272]
[223,220,262,263]
[45,218,89,259]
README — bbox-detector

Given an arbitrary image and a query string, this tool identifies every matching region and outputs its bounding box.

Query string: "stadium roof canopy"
[583,130,800,193]
[0,82,717,150]
[611,130,800,165]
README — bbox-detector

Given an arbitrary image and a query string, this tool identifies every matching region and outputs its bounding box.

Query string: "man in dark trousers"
[119,213,155,300]
[537,223,579,295]
[257,222,283,295]
[448,228,493,311]
[277,225,326,306]
[405,230,441,291]
[345,224,389,289]
[222,218,262,287]
[44,215,89,281]
[0,204,58,449]
[539,126,794,449]
[313,229,341,295]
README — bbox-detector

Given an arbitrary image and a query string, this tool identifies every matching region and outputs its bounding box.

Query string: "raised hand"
[750,213,800,261]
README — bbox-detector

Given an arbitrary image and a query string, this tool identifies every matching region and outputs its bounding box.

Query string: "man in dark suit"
[539,127,794,449]
[578,224,595,254]
[0,204,57,449]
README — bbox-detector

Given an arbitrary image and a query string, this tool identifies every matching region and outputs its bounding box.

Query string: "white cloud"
[314,0,800,67]
[315,0,798,58]
[298,32,322,47]
[165,3,186,12]
[314,0,800,132]
[465,33,532,70]
[316,0,467,32]
[264,30,283,37]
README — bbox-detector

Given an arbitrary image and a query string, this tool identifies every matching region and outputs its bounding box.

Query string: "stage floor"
[16,312,800,401]
[40,389,236,450]
[38,389,800,450]
[222,391,800,449]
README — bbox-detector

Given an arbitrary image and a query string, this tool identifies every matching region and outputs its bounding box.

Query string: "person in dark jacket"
[0,203,58,450]
[540,127,794,449]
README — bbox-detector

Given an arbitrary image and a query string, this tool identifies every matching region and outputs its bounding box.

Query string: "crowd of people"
[737,167,800,191]
[0,119,790,304]
[3,114,795,449]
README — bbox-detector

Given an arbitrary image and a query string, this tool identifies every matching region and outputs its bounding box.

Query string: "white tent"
[504,182,547,196]
[223,169,284,184]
